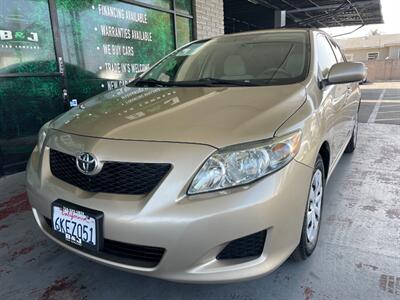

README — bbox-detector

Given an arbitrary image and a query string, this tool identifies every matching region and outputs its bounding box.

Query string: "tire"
[345,110,359,153]
[292,154,325,261]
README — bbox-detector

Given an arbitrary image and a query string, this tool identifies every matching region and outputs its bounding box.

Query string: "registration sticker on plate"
[51,200,103,251]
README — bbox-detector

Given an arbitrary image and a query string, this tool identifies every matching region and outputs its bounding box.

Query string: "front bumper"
[26,130,313,283]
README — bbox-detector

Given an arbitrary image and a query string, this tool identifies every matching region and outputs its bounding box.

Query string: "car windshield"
[130,31,309,87]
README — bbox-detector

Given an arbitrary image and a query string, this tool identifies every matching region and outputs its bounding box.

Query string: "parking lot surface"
[0,83,399,300]
[360,82,400,125]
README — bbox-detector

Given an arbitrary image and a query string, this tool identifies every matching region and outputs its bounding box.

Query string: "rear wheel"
[292,154,325,261]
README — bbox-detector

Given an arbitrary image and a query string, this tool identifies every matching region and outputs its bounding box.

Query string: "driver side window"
[316,35,338,79]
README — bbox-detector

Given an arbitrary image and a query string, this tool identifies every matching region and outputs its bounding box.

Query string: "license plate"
[51,200,103,251]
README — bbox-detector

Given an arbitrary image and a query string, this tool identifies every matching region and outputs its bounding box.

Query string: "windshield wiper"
[177,77,260,87]
[130,77,260,88]
[130,78,174,87]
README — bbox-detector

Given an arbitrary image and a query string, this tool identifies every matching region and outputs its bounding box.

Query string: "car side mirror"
[324,62,366,86]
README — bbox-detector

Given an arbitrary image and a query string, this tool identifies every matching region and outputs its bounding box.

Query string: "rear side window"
[316,35,338,78]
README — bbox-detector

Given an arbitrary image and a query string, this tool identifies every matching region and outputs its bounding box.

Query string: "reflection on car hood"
[51,85,306,148]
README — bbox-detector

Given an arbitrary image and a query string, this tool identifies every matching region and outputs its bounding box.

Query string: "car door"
[329,39,360,142]
[316,34,348,163]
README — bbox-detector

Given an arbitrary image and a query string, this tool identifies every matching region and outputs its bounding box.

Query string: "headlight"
[188,130,302,195]
[37,121,51,152]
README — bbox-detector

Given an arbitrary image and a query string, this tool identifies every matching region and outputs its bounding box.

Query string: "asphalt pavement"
[360,82,400,125]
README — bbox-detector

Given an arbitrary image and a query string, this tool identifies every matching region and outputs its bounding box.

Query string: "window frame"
[367,52,379,61]
[119,0,195,48]
[315,33,339,80]
[328,39,347,63]
[0,0,196,78]
[0,0,62,78]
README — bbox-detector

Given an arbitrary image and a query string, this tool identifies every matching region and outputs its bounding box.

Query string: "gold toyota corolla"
[26,29,364,283]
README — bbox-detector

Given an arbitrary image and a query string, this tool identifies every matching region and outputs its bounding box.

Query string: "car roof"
[204,28,330,42]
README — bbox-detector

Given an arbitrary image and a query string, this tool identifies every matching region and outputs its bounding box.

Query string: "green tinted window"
[176,16,193,48]
[0,76,64,169]
[137,0,171,10]
[175,0,192,15]
[56,0,175,102]
[0,0,57,74]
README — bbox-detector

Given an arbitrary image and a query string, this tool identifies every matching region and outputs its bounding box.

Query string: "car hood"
[51,85,306,148]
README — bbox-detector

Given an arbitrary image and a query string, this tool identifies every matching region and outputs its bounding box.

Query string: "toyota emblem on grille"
[76,152,102,175]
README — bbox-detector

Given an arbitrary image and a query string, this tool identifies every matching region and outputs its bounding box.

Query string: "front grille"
[217,230,267,260]
[44,218,165,268]
[103,239,165,266]
[49,149,171,195]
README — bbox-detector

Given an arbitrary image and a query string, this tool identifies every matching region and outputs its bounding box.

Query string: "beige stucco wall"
[343,47,390,62]
[364,60,400,81]
[388,46,400,60]
[337,34,400,80]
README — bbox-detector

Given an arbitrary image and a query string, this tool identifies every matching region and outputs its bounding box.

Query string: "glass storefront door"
[0,0,65,174]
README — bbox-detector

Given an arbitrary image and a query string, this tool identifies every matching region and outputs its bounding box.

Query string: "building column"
[194,0,225,40]
[274,10,286,28]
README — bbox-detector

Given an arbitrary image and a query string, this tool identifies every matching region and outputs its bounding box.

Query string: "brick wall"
[194,0,224,40]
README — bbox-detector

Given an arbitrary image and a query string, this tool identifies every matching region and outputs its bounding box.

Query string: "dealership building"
[0,0,382,175]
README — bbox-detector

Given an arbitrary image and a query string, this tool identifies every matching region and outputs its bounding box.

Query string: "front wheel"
[292,154,325,261]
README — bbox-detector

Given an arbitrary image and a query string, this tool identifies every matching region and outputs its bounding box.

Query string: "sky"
[321,0,400,39]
